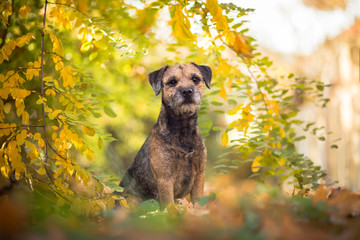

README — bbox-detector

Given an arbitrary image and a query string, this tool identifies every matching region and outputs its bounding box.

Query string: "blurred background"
[226,0,360,190]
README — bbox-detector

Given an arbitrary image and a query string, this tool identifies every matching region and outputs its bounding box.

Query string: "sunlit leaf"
[104,106,117,118]
[251,156,262,173]
[221,131,228,147]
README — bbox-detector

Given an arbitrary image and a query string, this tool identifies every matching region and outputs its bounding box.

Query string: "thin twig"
[245,66,269,111]
[48,185,71,202]
[47,143,67,160]
[45,50,64,58]
[220,37,269,111]
[0,124,43,130]
[40,0,53,182]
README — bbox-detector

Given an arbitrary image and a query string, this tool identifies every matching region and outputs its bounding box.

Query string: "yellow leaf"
[24,140,39,158]
[0,74,6,82]
[1,165,10,179]
[81,125,95,136]
[33,132,41,140]
[22,111,29,124]
[206,0,219,16]
[66,164,74,176]
[171,5,194,41]
[52,56,61,63]
[213,9,229,33]
[16,129,27,143]
[19,5,31,18]
[119,198,129,208]
[49,109,62,120]
[86,150,93,160]
[11,88,31,99]
[54,166,63,179]
[280,128,285,138]
[4,102,11,114]
[221,131,228,147]
[38,138,45,148]
[16,101,25,117]
[14,171,22,181]
[77,0,89,12]
[226,31,235,46]
[75,171,82,183]
[52,132,57,141]
[37,167,46,175]
[227,104,243,115]
[36,97,47,105]
[279,157,286,167]
[0,88,10,99]
[251,156,262,173]
[55,61,64,71]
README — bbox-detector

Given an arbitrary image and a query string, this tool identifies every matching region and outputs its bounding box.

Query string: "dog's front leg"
[190,170,205,203]
[157,178,174,207]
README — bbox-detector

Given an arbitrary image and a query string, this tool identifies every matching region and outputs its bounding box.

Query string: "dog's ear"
[191,63,212,89]
[148,65,169,96]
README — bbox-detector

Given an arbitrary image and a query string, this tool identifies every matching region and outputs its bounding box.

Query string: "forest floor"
[1,174,360,240]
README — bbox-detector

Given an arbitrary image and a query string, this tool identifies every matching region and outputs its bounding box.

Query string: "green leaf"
[294,136,306,141]
[330,144,338,149]
[316,84,324,91]
[196,192,216,206]
[97,137,103,149]
[104,181,123,192]
[104,106,117,118]
[318,136,326,141]
[212,110,225,114]
[210,101,223,106]
[227,99,237,105]
[138,199,160,213]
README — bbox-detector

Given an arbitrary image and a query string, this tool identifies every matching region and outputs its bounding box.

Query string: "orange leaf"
[232,34,253,58]
[19,5,31,18]
[219,86,227,101]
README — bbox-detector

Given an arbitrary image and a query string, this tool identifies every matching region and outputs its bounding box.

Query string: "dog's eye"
[167,78,178,87]
[191,76,200,84]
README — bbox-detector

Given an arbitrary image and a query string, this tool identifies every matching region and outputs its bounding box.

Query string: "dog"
[119,63,212,207]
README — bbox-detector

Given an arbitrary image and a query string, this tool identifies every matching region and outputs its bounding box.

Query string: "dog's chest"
[172,146,202,198]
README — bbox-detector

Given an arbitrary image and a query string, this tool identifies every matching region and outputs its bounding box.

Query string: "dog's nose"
[181,88,193,97]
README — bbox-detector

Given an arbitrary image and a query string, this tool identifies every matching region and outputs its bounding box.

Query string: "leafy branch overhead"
[0,0,331,217]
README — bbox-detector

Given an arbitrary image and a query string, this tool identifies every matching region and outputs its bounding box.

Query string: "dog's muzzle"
[168,87,201,115]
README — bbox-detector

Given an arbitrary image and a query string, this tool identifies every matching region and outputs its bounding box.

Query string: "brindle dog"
[119,63,211,207]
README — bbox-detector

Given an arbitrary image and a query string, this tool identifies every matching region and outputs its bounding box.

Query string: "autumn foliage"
[0,0,356,239]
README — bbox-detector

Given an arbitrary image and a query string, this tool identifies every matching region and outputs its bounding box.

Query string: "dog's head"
[149,63,212,116]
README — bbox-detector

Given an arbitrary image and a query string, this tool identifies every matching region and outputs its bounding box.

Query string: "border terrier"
[119,63,212,207]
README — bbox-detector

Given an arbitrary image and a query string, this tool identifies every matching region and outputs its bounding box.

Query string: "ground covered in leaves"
[1,174,360,240]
